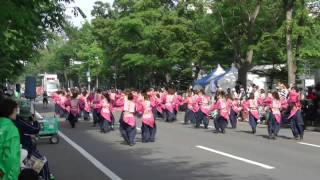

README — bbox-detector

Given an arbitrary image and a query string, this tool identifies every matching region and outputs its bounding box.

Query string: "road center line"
[58,131,122,180]
[196,145,275,170]
[298,142,320,148]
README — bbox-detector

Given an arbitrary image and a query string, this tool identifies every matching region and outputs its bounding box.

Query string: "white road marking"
[196,145,275,170]
[35,111,43,119]
[298,142,320,148]
[58,131,122,180]
[35,110,121,179]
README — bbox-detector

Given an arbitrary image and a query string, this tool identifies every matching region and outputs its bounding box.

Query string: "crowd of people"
[1,81,320,180]
[51,81,315,147]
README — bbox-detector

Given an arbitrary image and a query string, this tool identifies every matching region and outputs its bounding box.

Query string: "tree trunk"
[286,1,296,86]
[63,69,68,89]
[238,64,249,91]
[96,75,99,88]
[238,0,261,90]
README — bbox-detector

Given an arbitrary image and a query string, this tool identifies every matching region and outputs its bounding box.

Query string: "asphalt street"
[35,102,320,180]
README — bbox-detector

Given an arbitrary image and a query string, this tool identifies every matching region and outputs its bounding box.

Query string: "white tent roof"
[205,64,226,84]
[216,64,238,90]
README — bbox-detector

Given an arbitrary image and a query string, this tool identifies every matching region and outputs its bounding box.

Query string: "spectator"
[278,83,289,100]
[306,87,316,102]
[0,98,20,180]
[14,101,40,154]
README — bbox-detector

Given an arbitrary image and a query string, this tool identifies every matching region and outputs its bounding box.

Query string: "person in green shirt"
[0,98,20,180]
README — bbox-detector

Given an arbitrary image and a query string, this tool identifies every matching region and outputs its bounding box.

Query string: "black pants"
[165,110,176,122]
[83,110,90,120]
[290,110,304,138]
[119,119,136,145]
[100,119,112,132]
[268,113,280,136]
[67,113,78,128]
[93,110,100,125]
[214,116,228,133]
[249,112,258,133]
[184,109,196,124]
[196,111,209,128]
[141,123,157,142]
[229,109,238,129]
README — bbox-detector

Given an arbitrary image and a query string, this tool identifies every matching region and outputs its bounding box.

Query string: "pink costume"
[192,94,200,113]
[248,99,259,120]
[60,96,69,112]
[269,99,282,123]
[142,100,155,128]
[92,93,102,111]
[135,94,144,115]
[173,95,182,112]
[115,93,125,107]
[231,100,240,114]
[65,98,80,116]
[165,94,175,113]
[155,96,164,113]
[182,97,194,111]
[149,93,157,108]
[123,100,136,127]
[197,95,210,116]
[101,99,113,122]
[211,99,229,121]
[287,91,301,119]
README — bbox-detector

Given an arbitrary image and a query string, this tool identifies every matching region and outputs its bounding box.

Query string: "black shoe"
[252,129,256,134]
[204,126,208,129]
[300,136,303,140]
[221,129,226,134]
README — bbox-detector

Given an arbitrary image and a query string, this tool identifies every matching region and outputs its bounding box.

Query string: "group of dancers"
[51,83,305,146]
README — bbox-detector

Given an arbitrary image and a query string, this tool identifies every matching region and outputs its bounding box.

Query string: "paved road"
[35,103,320,180]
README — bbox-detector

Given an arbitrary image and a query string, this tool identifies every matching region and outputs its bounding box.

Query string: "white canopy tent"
[204,64,226,84]
[203,64,225,95]
[216,64,238,90]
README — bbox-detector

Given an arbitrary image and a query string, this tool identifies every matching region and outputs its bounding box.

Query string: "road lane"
[35,103,320,180]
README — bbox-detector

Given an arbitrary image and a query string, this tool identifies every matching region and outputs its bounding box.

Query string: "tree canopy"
[6,0,320,90]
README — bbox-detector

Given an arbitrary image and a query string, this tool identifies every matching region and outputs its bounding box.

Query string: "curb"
[305,126,320,132]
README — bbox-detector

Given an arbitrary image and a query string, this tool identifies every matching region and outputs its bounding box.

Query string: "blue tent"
[193,71,215,87]
[204,64,226,84]
[194,64,226,87]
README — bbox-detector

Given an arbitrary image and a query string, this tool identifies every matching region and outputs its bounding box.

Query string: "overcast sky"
[66,0,114,27]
